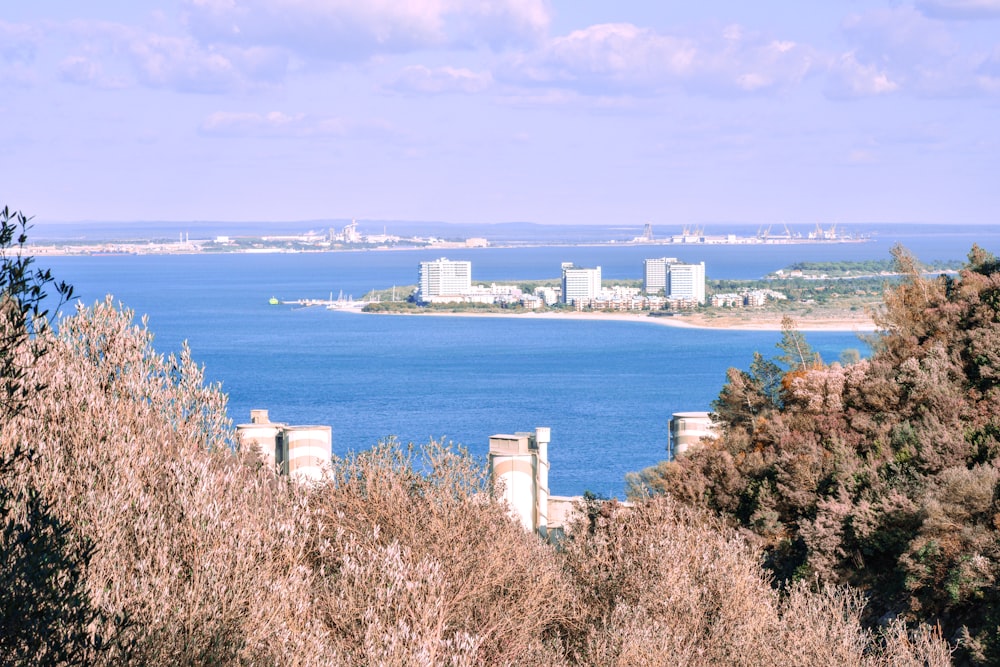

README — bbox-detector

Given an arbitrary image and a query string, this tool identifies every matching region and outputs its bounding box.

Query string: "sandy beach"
[370,308,878,333]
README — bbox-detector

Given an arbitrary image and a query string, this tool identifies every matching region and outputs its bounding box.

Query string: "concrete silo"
[488,427,551,536]
[284,425,332,481]
[236,410,331,481]
[668,411,716,458]
[236,409,286,472]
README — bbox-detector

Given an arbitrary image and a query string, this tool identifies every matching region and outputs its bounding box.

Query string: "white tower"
[488,427,551,535]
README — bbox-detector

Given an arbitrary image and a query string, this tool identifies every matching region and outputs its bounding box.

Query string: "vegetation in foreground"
[1,206,952,665]
[632,243,1000,665]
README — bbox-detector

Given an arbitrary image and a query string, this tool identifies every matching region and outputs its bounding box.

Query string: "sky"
[2,1,999,227]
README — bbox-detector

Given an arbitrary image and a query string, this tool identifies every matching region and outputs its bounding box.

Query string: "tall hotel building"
[643,257,706,304]
[643,257,679,294]
[561,263,602,305]
[668,261,706,303]
[418,257,472,302]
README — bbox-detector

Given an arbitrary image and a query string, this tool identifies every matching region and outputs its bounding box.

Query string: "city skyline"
[2,2,998,226]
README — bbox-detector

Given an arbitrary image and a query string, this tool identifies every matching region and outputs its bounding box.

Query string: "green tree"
[775,315,819,371]
[0,447,124,665]
[0,206,122,664]
[0,206,73,420]
[712,351,783,430]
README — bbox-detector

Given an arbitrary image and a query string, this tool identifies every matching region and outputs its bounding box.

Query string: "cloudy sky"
[2,1,999,226]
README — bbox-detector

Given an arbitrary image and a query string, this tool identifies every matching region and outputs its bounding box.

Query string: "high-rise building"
[643,258,705,303]
[418,257,472,302]
[643,257,679,294]
[668,261,706,303]
[561,263,601,305]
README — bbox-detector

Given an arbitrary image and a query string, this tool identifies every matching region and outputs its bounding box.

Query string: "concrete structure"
[283,425,332,481]
[643,257,679,294]
[560,263,601,305]
[487,428,631,539]
[547,496,583,535]
[236,410,331,481]
[489,427,551,535]
[668,261,706,304]
[418,257,472,302]
[644,258,706,304]
[668,411,717,458]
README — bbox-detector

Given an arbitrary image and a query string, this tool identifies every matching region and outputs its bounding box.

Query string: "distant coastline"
[362,308,878,333]
[26,237,874,257]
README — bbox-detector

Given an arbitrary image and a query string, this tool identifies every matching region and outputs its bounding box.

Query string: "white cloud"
[388,65,492,94]
[836,6,999,96]
[58,56,103,85]
[59,21,291,94]
[504,22,816,97]
[200,110,396,138]
[130,34,239,92]
[841,7,958,64]
[826,52,900,98]
[915,0,1000,19]
[181,0,551,61]
[201,110,305,135]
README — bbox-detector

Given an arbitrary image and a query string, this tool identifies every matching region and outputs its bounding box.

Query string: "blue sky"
[2,1,999,226]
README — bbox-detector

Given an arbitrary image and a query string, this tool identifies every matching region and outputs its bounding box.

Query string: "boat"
[268,296,279,305]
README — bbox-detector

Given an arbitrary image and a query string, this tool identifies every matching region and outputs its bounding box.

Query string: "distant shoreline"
[363,308,877,333]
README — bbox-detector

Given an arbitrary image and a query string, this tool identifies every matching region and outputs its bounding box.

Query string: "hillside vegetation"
[1,207,952,665]
[631,243,1000,665]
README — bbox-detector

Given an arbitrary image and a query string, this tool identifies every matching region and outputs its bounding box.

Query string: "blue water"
[36,229,999,497]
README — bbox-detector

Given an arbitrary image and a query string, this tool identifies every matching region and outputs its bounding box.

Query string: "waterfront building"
[667,261,706,304]
[561,263,601,305]
[644,258,706,304]
[535,286,558,305]
[418,257,472,303]
[643,257,679,294]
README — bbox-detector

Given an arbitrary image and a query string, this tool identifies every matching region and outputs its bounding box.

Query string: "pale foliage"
[0,296,953,665]
[3,298,332,664]
[561,495,951,666]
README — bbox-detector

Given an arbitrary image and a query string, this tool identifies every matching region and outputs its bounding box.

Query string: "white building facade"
[561,263,602,305]
[668,261,706,304]
[643,257,679,294]
[418,257,472,302]
[643,258,706,304]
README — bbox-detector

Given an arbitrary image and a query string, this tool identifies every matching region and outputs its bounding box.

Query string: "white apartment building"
[418,257,472,302]
[561,263,602,305]
[644,258,706,304]
[668,261,706,304]
[643,257,679,294]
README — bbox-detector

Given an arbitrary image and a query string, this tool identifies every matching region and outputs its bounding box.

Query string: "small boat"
[268,296,279,305]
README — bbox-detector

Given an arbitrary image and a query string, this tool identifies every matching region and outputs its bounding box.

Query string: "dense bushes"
[0,298,951,665]
[631,244,1000,664]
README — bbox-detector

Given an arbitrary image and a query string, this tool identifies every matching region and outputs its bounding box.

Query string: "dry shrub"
[560,494,951,666]
[0,295,954,665]
[562,495,783,665]
[310,441,573,666]
[3,298,334,665]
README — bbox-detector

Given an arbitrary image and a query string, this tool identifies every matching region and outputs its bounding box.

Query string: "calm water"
[37,229,999,497]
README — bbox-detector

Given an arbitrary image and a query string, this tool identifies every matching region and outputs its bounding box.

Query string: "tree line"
[632,243,1000,665]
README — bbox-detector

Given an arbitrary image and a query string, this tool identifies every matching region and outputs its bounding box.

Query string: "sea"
[33,223,1000,498]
